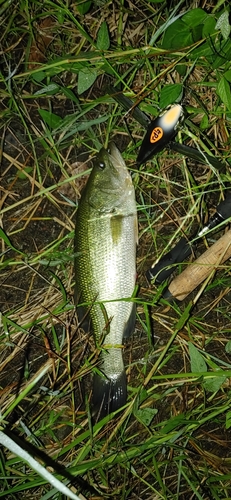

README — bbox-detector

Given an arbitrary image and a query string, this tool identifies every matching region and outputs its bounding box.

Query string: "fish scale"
[75,143,137,418]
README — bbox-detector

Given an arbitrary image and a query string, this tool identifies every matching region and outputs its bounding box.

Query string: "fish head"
[86,142,134,213]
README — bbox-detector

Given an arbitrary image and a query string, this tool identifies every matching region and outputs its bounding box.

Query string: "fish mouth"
[107,142,133,190]
[107,142,124,165]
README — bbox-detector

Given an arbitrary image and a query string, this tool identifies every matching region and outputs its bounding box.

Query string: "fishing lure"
[108,86,224,169]
[137,104,184,165]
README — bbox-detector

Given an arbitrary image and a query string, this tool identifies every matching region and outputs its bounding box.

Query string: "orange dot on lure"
[150,127,163,143]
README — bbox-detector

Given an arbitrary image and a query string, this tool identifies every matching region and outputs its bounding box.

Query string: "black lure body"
[137,104,184,165]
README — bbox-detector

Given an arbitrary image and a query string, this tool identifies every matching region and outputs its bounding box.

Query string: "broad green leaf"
[203,373,226,392]
[97,21,110,50]
[162,8,208,50]
[32,71,46,83]
[182,8,207,27]
[56,8,65,24]
[76,0,92,15]
[17,167,33,179]
[32,65,64,82]
[200,114,209,130]
[135,408,158,426]
[169,28,193,49]
[217,77,231,112]
[224,70,231,83]
[78,67,98,95]
[188,342,207,373]
[162,20,188,49]
[202,16,216,37]
[159,84,183,108]
[215,10,230,40]
[192,24,203,41]
[34,83,60,96]
[225,340,231,353]
[38,109,63,129]
[176,64,187,77]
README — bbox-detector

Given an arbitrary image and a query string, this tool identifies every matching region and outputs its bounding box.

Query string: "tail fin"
[92,370,127,421]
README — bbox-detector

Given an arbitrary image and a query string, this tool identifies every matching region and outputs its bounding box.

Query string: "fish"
[74,142,137,419]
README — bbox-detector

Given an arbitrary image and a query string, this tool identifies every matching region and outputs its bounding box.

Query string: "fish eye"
[99,161,105,169]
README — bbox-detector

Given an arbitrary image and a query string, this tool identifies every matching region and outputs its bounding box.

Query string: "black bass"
[74,143,137,418]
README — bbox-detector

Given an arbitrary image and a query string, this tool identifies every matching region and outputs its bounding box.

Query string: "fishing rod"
[146,192,231,284]
[163,228,231,302]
